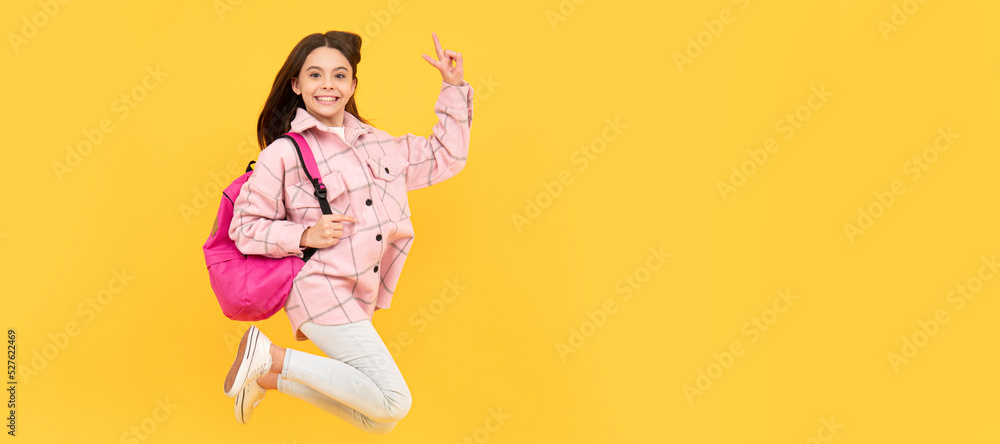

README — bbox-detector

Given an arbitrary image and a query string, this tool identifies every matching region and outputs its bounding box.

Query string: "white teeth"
[316,97,338,102]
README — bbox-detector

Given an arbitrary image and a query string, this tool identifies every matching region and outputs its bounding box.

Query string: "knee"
[387,390,413,422]
[358,395,406,434]
[392,390,412,421]
[362,419,397,435]
[378,387,412,423]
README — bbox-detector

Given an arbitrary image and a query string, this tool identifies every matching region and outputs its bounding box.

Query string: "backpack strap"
[279,132,333,262]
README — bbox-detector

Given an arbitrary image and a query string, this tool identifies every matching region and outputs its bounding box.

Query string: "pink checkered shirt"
[229,81,474,340]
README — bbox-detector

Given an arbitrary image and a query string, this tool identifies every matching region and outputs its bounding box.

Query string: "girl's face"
[291,46,356,127]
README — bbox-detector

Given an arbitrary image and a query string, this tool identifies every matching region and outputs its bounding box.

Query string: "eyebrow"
[306,66,348,72]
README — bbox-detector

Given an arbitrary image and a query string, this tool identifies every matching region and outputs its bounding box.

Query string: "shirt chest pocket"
[366,154,410,221]
[284,171,356,238]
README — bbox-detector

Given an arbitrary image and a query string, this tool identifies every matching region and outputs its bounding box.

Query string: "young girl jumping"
[222,30,472,434]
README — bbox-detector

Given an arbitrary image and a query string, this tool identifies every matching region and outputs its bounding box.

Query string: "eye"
[335,73,345,79]
[310,73,320,78]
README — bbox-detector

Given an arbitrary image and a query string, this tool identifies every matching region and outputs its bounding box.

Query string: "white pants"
[277,320,412,434]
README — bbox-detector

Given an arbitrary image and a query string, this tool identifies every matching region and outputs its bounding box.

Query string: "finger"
[443,50,458,68]
[422,53,442,69]
[325,214,357,223]
[432,32,444,60]
[455,52,464,71]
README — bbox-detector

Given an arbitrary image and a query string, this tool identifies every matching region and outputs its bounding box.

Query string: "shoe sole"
[223,326,259,397]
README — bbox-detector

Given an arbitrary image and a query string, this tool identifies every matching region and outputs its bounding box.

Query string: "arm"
[400,80,474,191]
[228,138,308,258]
[403,32,474,191]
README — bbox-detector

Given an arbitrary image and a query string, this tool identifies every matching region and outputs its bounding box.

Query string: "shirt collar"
[289,107,372,143]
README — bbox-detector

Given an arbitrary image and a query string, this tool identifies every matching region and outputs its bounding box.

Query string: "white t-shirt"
[326,126,346,143]
[313,123,346,144]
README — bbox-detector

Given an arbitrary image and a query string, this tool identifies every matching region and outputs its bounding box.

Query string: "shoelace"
[251,390,266,407]
[246,354,272,383]
[249,362,269,380]
[244,356,271,408]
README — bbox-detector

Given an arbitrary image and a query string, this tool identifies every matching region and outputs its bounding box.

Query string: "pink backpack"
[202,132,332,321]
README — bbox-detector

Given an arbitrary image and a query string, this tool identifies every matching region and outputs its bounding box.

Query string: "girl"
[222,30,472,434]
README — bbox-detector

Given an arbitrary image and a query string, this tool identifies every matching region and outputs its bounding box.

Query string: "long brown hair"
[257,31,370,150]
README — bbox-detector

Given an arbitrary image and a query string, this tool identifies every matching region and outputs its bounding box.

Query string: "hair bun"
[324,31,362,64]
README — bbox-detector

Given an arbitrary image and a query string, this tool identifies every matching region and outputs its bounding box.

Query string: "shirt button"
[376,234,382,241]
[366,198,373,206]
[373,266,379,273]
[384,167,390,173]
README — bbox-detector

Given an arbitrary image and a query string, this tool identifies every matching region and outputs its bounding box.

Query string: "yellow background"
[2,0,998,442]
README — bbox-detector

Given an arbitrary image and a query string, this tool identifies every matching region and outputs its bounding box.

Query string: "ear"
[290,76,301,95]
[345,78,357,100]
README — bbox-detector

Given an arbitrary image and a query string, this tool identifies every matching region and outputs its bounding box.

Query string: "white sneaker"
[223,325,273,398]
[235,379,266,424]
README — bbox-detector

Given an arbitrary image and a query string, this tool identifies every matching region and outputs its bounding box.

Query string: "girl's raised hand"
[421,32,464,86]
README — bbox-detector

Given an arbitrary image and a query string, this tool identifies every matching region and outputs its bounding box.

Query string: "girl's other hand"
[300,214,357,249]
[421,32,464,86]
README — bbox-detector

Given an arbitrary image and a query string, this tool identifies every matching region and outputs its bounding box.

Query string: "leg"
[274,320,412,432]
[257,346,397,433]
[241,333,396,433]
[277,376,399,434]
[256,343,285,391]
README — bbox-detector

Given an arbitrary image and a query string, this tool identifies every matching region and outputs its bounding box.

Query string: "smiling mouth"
[315,96,341,105]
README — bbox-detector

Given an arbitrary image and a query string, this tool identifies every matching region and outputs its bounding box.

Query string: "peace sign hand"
[421,32,464,86]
